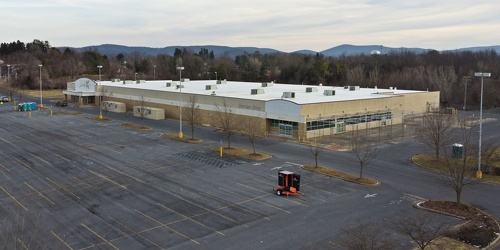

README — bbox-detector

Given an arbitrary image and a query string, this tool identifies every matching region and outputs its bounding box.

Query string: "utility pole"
[462,76,472,110]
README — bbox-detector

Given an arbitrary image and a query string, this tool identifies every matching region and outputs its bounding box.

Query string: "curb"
[415,201,500,249]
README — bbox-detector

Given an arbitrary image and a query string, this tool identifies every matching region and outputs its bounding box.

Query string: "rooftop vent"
[306,87,318,93]
[349,86,360,91]
[323,90,336,96]
[206,85,218,90]
[282,92,295,98]
[251,89,265,95]
[262,82,274,87]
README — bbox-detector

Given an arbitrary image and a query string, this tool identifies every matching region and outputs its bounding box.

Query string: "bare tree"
[426,65,457,104]
[416,113,454,158]
[309,141,325,168]
[242,117,261,154]
[395,212,448,250]
[135,95,148,124]
[100,90,113,118]
[212,98,239,148]
[0,210,50,249]
[350,137,379,179]
[346,65,365,86]
[440,116,478,206]
[183,95,202,140]
[338,220,396,250]
[481,142,500,175]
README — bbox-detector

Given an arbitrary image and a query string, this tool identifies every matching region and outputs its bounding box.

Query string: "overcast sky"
[2,0,499,52]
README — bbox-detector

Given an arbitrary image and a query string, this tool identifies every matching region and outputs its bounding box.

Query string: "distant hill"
[62,44,500,58]
[67,44,282,58]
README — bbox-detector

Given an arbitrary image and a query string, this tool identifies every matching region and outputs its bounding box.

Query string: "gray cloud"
[2,0,499,52]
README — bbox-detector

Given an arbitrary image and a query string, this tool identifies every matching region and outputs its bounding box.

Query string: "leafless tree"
[416,113,454,158]
[0,210,50,249]
[212,98,239,148]
[100,90,113,118]
[338,220,397,250]
[394,212,448,250]
[242,117,261,154]
[481,142,500,175]
[135,95,148,124]
[350,137,379,179]
[440,116,478,206]
[309,140,326,168]
[183,95,202,140]
[426,65,457,104]
[346,65,365,86]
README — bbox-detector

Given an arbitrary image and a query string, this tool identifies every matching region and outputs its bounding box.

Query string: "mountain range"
[65,44,500,58]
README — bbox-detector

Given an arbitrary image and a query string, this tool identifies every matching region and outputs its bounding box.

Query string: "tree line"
[1,39,499,108]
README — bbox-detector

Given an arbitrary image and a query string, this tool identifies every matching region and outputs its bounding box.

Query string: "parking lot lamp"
[177,66,185,138]
[474,72,491,179]
[38,64,43,108]
[98,65,103,119]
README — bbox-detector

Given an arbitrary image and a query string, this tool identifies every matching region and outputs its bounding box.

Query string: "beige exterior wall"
[65,80,440,140]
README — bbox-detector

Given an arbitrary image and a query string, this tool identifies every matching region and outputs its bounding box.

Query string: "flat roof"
[99,79,427,105]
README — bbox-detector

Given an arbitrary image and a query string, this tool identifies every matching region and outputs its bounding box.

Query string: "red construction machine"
[273,170,301,196]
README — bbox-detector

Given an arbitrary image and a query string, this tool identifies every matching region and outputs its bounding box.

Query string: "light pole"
[462,76,471,110]
[7,64,10,100]
[215,71,217,81]
[38,64,43,108]
[474,72,491,179]
[97,65,103,119]
[154,65,156,80]
[177,66,185,138]
[135,72,138,81]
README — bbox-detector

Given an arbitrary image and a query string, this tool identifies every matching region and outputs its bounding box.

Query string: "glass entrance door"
[279,124,292,136]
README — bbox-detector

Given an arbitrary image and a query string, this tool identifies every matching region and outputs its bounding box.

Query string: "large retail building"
[63,78,440,139]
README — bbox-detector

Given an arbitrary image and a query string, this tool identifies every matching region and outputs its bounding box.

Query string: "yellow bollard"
[50,109,53,116]
[476,170,483,179]
[29,111,32,117]
[220,147,223,157]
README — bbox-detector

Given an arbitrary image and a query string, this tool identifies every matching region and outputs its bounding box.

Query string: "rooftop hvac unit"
[181,78,190,82]
[206,85,218,90]
[216,79,227,84]
[349,86,360,91]
[344,86,349,89]
[136,80,146,84]
[166,82,172,87]
[176,84,184,89]
[123,80,134,84]
[323,89,336,96]
[282,92,295,98]
[306,87,318,92]
[111,78,121,82]
[262,82,274,87]
[251,89,265,95]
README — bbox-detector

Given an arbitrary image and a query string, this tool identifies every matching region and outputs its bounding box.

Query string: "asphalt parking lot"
[3,102,487,249]
[0,105,367,249]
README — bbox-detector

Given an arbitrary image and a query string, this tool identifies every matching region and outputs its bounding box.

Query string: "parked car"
[0,96,9,102]
[55,100,68,107]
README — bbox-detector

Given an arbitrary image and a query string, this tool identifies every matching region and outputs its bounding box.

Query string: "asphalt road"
[0,98,499,249]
